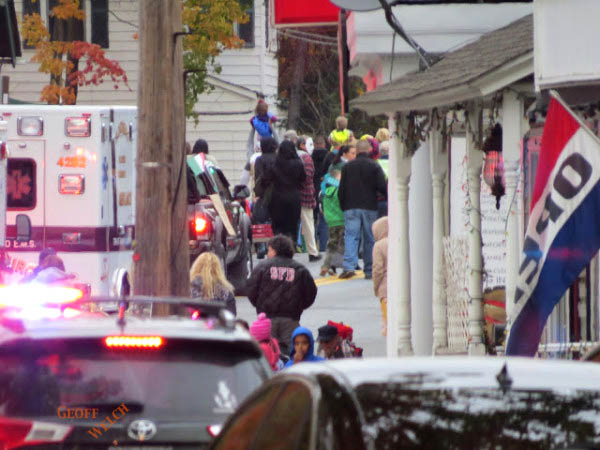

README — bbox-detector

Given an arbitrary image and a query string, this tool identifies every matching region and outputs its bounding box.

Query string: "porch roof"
[351,14,533,115]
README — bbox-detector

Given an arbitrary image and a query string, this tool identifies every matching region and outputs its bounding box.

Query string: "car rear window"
[355,383,600,449]
[0,338,268,421]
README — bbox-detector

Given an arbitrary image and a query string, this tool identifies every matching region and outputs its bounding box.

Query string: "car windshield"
[0,338,267,421]
[355,382,600,450]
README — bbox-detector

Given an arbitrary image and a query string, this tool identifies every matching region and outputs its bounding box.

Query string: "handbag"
[252,196,271,224]
[254,176,273,206]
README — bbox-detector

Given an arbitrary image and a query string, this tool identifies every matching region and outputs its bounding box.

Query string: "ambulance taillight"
[17,116,43,136]
[59,174,85,195]
[65,116,91,137]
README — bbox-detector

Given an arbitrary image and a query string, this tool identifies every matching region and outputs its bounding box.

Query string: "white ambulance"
[0,105,137,296]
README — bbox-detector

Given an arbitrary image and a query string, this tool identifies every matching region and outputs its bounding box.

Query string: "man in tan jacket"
[372,216,388,336]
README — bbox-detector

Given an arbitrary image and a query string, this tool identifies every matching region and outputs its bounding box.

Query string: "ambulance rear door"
[44,107,110,237]
[3,109,46,253]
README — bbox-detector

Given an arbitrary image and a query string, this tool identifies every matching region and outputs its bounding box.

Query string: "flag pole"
[549,89,600,146]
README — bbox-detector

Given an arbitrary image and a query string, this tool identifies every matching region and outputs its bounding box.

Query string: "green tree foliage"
[182,0,252,120]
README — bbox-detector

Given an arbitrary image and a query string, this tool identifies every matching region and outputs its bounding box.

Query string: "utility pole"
[135,0,189,314]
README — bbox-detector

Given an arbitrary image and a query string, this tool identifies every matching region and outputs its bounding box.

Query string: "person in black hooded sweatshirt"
[266,140,306,242]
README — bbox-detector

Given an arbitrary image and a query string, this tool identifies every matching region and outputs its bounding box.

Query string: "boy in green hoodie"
[320,169,345,276]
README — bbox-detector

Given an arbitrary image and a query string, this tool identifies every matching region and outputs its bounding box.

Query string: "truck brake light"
[59,174,85,195]
[0,140,6,159]
[195,217,209,233]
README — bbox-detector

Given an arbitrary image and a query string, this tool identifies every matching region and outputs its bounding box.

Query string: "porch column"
[502,90,524,320]
[387,112,413,356]
[429,113,449,354]
[465,102,486,356]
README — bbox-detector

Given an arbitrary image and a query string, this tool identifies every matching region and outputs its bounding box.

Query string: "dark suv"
[0,293,271,449]
[187,154,252,293]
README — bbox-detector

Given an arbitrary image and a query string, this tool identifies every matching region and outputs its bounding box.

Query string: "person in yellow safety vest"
[328,116,353,150]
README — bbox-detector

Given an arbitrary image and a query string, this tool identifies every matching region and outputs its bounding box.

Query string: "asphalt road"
[236,253,386,357]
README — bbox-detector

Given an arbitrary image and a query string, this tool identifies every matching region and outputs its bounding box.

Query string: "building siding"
[6,0,278,183]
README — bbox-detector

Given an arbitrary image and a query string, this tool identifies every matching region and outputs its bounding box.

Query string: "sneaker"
[320,267,329,276]
[328,267,337,276]
[338,270,356,279]
[308,254,322,262]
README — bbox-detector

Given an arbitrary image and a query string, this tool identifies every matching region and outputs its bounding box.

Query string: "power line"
[278,29,338,47]
[281,28,337,43]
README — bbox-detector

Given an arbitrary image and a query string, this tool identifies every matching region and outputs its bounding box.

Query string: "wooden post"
[465,102,486,355]
[429,112,449,354]
[502,89,524,321]
[387,112,414,356]
[135,0,188,314]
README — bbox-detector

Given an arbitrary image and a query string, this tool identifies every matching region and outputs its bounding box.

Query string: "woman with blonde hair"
[375,128,390,143]
[190,252,236,315]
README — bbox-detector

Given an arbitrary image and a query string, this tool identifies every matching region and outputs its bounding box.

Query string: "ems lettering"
[517,152,593,303]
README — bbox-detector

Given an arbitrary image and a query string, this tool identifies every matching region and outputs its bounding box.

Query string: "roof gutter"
[351,51,533,115]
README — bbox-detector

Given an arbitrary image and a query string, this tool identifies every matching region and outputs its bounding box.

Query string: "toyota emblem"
[127,419,157,441]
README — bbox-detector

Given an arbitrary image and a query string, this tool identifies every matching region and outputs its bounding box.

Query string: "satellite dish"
[329,0,384,12]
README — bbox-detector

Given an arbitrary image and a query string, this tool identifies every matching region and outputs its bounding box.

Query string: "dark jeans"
[323,225,344,269]
[342,209,377,276]
[315,208,328,252]
[270,317,300,356]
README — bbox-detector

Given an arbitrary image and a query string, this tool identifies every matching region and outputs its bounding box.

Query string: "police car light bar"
[0,285,84,308]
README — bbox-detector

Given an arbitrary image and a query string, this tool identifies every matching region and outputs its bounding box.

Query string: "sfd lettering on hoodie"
[270,267,295,282]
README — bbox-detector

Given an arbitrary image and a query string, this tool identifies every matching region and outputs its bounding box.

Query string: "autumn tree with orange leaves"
[21,0,128,105]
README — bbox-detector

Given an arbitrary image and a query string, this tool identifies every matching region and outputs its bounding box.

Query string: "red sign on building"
[273,0,340,27]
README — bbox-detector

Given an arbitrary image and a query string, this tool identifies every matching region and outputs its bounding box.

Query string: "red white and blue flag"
[507,92,600,356]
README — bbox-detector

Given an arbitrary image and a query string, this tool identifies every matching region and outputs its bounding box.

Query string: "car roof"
[284,356,600,391]
[0,314,254,345]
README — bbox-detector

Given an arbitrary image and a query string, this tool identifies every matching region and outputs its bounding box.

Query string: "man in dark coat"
[246,234,317,355]
[338,139,387,280]
[312,136,330,251]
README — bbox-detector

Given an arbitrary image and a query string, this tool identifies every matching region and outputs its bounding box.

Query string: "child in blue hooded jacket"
[250,100,277,139]
[284,326,325,368]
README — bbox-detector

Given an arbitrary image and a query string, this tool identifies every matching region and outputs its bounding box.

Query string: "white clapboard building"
[3,0,278,182]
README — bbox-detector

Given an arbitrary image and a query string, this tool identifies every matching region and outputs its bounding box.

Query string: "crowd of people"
[245,104,389,280]
[185,102,392,370]
[186,101,389,285]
